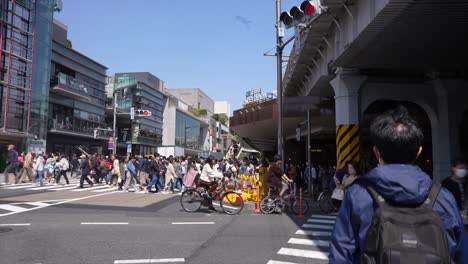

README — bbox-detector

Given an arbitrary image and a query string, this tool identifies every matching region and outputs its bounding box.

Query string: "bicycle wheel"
[318,191,334,214]
[291,198,309,215]
[180,189,203,212]
[220,192,244,215]
[260,197,276,214]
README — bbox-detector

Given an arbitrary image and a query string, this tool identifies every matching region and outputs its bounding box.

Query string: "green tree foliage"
[211,113,228,125]
[66,39,72,48]
[192,108,208,117]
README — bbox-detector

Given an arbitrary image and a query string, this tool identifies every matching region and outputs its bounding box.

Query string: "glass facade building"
[113,73,165,155]
[0,0,54,160]
[175,110,201,150]
[46,20,108,156]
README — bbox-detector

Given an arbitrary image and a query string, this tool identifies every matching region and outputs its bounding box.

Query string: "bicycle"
[180,179,244,215]
[260,183,309,215]
[317,189,341,214]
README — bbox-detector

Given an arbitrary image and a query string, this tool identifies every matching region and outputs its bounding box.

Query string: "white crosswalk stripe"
[309,215,337,220]
[277,248,329,260]
[302,223,334,230]
[72,185,110,192]
[295,230,331,236]
[0,181,159,195]
[307,219,336,224]
[267,214,334,263]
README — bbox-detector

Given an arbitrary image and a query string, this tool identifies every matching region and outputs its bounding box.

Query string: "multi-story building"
[167,88,215,116]
[46,19,108,157]
[0,0,55,168]
[111,72,165,155]
[159,93,209,157]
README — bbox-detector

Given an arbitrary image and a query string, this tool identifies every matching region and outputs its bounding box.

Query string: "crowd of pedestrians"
[2,147,265,196]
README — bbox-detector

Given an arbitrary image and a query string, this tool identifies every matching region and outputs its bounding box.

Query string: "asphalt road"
[0,178,333,264]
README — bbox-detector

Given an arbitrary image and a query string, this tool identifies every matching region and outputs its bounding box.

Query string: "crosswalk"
[0,179,144,194]
[267,213,337,264]
[0,200,67,216]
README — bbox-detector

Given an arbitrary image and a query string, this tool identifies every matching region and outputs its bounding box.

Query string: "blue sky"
[55,0,298,113]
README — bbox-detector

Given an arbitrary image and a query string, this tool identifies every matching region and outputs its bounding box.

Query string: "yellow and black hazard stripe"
[336,124,360,169]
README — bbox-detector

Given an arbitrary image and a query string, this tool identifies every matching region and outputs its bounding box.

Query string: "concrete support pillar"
[330,68,367,169]
[431,78,465,182]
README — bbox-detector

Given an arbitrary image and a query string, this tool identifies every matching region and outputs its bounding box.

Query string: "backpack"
[361,183,452,264]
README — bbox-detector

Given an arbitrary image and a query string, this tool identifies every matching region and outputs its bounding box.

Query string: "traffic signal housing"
[135,109,152,117]
[280,1,318,28]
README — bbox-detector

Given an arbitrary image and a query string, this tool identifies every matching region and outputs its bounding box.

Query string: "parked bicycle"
[180,179,244,215]
[260,183,309,215]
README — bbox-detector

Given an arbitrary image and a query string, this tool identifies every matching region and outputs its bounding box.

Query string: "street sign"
[130,107,135,120]
[108,137,114,150]
[127,144,132,153]
[296,127,301,142]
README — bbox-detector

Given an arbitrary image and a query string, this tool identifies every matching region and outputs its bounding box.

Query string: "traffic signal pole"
[113,92,117,155]
[276,0,285,167]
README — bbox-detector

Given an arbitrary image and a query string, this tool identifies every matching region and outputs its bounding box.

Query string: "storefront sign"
[127,144,132,153]
[108,137,114,150]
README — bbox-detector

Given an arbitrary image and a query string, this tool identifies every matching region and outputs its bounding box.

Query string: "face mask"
[454,169,468,178]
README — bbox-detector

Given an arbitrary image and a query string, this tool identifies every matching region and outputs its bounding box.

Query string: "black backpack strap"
[425,183,441,208]
[366,185,387,208]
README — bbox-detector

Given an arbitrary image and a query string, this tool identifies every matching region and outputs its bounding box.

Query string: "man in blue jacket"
[329,106,468,263]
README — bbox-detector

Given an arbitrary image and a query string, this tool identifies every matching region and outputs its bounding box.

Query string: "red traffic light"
[280,1,316,28]
[135,109,152,117]
[301,1,315,16]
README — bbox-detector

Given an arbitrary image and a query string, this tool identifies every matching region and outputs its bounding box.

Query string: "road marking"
[19,202,51,207]
[26,185,65,191]
[0,204,29,213]
[171,222,215,225]
[212,202,240,210]
[50,186,80,191]
[3,184,36,189]
[267,260,299,264]
[92,187,116,193]
[310,215,337,220]
[0,191,118,217]
[307,219,335,224]
[295,230,331,236]
[277,248,329,260]
[26,183,78,191]
[288,238,329,247]
[81,222,128,225]
[72,185,109,192]
[114,258,185,263]
[0,223,31,226]
[302,224,334,230]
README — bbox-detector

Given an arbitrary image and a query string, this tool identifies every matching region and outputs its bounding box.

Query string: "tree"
[211,113,228,126]
[66,39,72,48]
[192,108,207,117]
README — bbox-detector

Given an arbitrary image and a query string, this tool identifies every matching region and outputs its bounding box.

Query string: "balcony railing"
[51,73,90,100]
[48,118,111,138]
[114,76,138,90]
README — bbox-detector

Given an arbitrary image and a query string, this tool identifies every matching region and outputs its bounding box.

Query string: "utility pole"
[112,92,117,155]
[307,110,311,166]
[276,0,285,167]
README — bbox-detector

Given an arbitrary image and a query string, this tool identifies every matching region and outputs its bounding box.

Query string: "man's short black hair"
[370,105,424,164]
[273,155,281,162]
